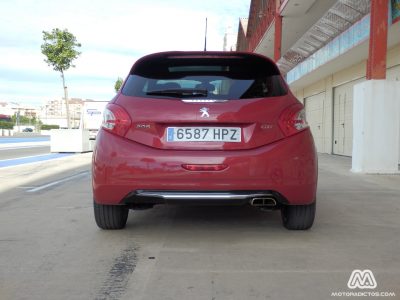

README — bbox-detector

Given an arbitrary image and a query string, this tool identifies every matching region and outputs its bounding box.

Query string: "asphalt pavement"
[0,145,50,160]
[0,136,50,160]
[0,136,74,168]
[0,153,399,300]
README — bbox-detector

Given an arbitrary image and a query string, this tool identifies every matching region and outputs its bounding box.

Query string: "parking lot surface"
[0,154,399,299]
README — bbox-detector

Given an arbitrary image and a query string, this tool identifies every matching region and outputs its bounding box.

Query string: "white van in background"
[80,101,108,140]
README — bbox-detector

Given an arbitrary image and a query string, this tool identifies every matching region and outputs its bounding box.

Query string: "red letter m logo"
[347,269,377,289]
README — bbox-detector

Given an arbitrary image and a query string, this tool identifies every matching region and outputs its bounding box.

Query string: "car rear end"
[92,51,317,230]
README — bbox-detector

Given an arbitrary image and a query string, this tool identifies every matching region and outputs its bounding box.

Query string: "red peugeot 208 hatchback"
[92,51,317,230]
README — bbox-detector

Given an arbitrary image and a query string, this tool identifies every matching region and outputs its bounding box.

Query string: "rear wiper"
[146,89,208,98]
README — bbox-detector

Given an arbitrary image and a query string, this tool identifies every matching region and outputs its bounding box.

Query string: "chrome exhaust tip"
[250,197,277,207]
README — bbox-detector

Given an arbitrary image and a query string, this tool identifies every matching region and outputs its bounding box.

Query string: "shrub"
[0,121,14,129]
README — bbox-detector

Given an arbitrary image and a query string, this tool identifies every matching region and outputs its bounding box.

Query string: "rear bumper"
[123,190,287,206]
[92,129,317,205]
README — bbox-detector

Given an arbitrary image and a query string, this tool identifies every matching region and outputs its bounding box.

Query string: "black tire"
[94,202,129,230]
[281,201,316,230]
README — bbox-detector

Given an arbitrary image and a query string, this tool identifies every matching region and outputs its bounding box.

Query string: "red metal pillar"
[274,0,282,61]
[366,0,389,79]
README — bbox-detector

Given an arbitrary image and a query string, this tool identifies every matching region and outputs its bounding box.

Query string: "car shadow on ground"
[125,204,288,232]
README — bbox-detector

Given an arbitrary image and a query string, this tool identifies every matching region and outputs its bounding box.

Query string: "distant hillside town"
[0,98,98,130]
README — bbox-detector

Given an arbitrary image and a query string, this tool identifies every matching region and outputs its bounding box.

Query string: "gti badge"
[200,107,210,118]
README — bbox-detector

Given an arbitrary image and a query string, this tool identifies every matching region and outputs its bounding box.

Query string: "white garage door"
[305,92,325,153]
[333,78,365,156]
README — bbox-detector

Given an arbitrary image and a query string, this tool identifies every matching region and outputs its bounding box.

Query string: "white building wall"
[40,118,68,128]
[386,64,400,164]
[324,76,334,154]
[352,80,400,173]
[292,43,400,159]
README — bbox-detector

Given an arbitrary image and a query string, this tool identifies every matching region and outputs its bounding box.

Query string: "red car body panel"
[93,128,317,205]
[92,51,318,208]
[116,95,295,150]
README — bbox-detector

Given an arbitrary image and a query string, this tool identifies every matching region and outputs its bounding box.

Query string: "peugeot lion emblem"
[200,107,210,118]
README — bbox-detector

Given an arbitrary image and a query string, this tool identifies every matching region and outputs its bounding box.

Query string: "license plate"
[166,127,241,142]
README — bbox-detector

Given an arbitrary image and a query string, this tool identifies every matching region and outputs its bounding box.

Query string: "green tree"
[114,77,124,93]
[12,114,31,125]
[41,28,81,128]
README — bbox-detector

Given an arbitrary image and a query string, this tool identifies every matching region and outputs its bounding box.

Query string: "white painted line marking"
[0,145,49,151]
[27,171,89,193]
[0,142,50,150]
[0,153,53,162]
[0,153,79,171]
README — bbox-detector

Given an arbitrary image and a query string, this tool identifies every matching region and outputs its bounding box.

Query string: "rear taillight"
[101,103,132,137]
[278,104,309,136]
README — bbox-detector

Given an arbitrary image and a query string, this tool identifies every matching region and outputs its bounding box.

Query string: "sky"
[0,0,250,107]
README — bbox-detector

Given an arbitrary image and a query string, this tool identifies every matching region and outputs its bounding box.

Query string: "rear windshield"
[121,54,288,100]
